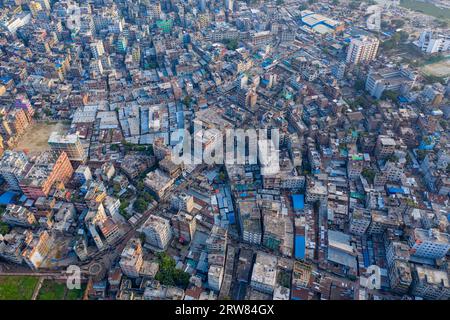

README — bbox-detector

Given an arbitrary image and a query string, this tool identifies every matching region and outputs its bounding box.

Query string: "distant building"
[299,10,345,34]
[365,67,416,99]
[417,30,450,54]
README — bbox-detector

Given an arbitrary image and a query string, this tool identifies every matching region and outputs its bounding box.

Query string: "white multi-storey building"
[409,228,450,260]
[346,36,379,65]
[139,215,172,250]
[417,30,450,54]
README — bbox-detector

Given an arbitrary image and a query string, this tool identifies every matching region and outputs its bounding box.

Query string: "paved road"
[31,277,44,300]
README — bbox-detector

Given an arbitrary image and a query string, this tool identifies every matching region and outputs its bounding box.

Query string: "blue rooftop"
[295,235,305,260]
[0,76,12,84]
[292,194,305,211]
[387,187,404,194]
[0,191,18,205]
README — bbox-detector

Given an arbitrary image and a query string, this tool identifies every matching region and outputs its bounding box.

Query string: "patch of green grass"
[400,0,450,20]
[37,280,66,300]
[66,284,86,300]
[0,276,39,300]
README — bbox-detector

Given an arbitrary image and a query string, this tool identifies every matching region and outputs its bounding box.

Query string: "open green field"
[66,285,86,300]
[37,280,66,300]
[400,0,450,20]
[0,276,39,300]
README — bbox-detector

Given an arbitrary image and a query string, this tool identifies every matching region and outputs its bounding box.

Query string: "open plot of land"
[400,0,450,20]
[0,276,39,300]
[37,280,66,300]
[14,121,70,154]
[421,58,450,77]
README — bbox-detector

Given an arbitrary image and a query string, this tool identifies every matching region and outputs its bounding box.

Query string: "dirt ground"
[14,122,70,155]
[421,59,450,77]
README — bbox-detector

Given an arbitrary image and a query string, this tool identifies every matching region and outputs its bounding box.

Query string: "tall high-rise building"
[346,36,379,65]
[48,132,87,163]
[19,151,73,199]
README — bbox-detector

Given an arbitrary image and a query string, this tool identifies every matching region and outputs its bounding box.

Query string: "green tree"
[183,95,192,107]
[361,168,376,184]
[133,197,147,213]
[119,200,130,217]
[173,269,190,288]
[386,154,399,163]
[225,39,238,50]
[381,90,399,103]
[391,19,405,28]
[0,222,10,236]
[155,253,191,289]
[136,180,145,192]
